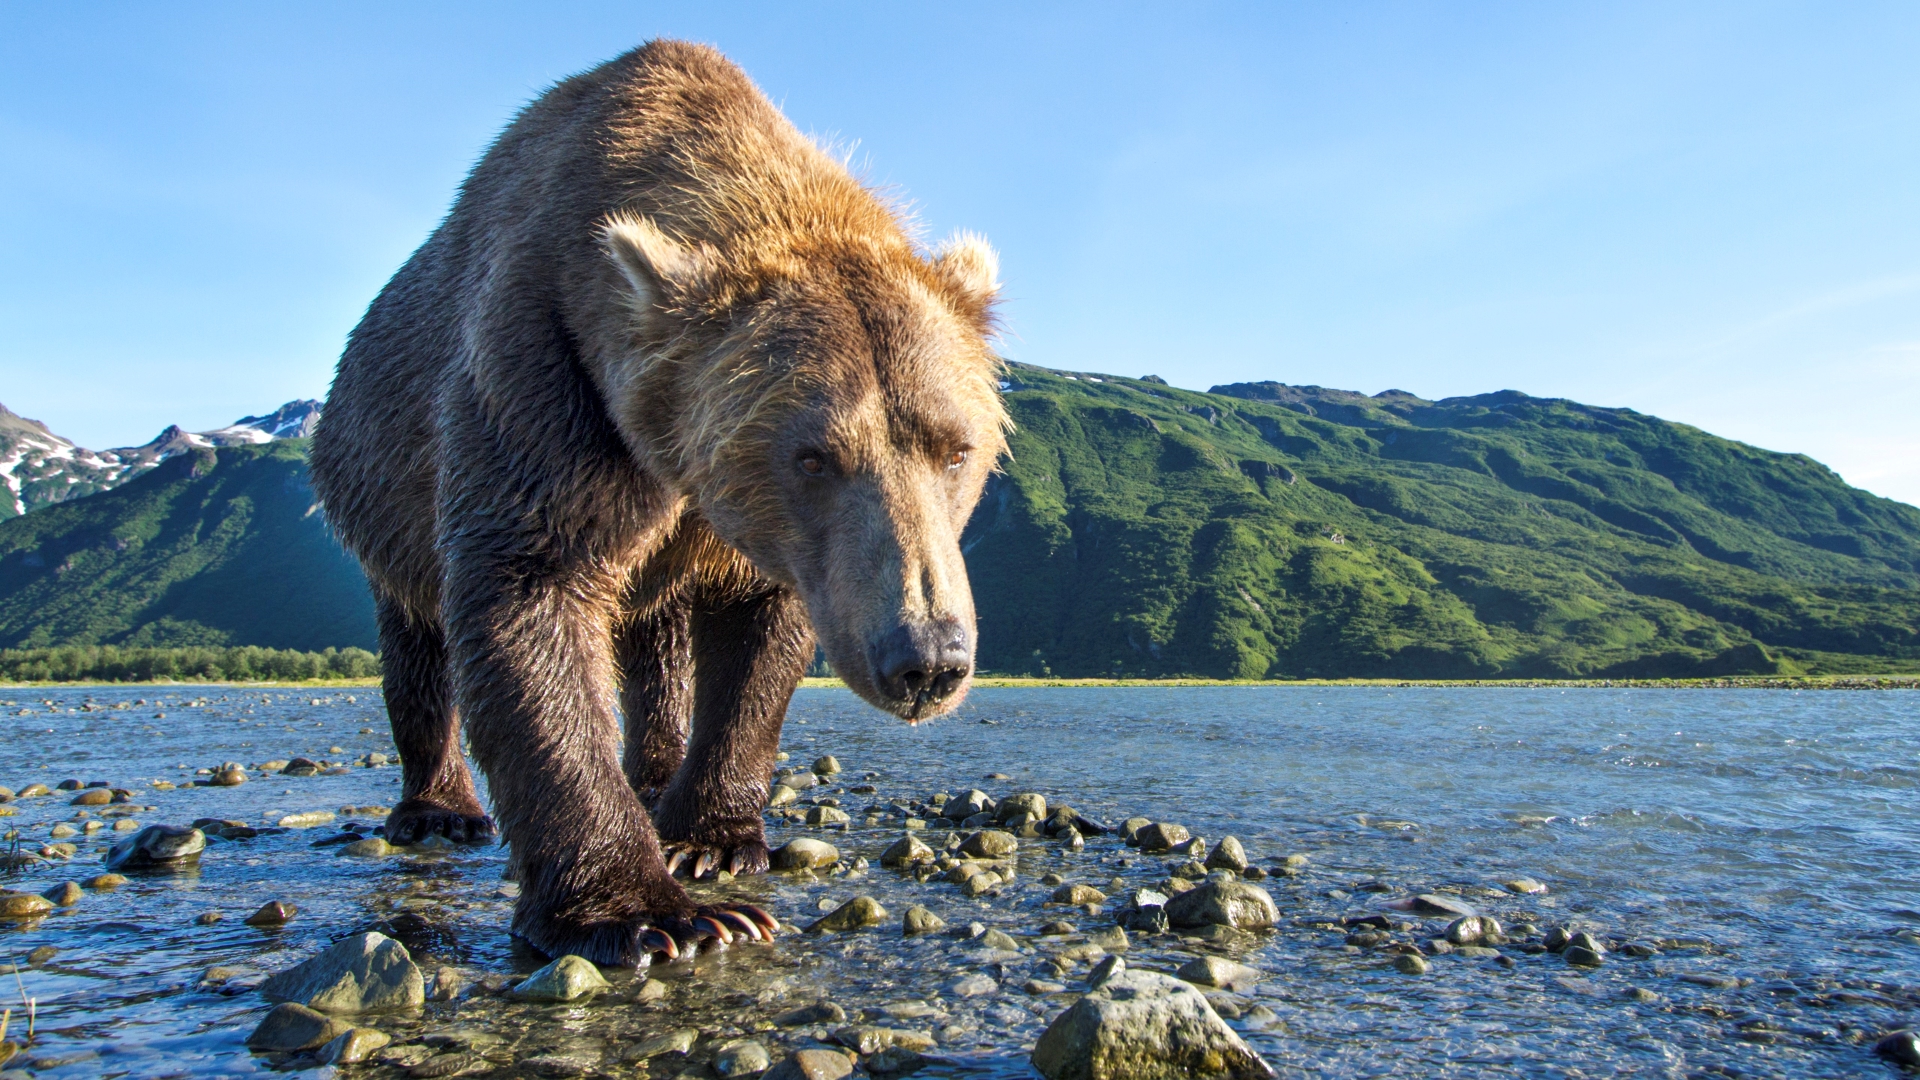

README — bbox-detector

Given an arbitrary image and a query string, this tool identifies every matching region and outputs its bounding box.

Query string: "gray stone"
[1133,822,1190,853]
[1874,1030,1920,1068]
[1118,817,1153,843]
[0,893,54,921]
[808,895,886,933]
[259,931,425,1012]
[1394,953,1431,975]
[881,834,936,868]
[338,837,394,858]
[765,1048,856,1080]
[948,973,998,997]
[806,805,852,826]
[996,793,1047,823]
[716,1039,772,1077]
[1407,894,1477,918]
[629,1029,698,1060]
[1163,880,1278,930]
[834,1026,936,1055]
[813,755,842,775]
[775,1002,848,1027]
[769,784,801,807]
[1087,955,1126,990]
[1203,836,1248,873]
[1563,945,1604,968]
[979,928,1019,951]
[902,905,947,936]
[866,1046,930,1075]
[959,829,1018,858]
[316,1026,392,1065]
[1051,883,1107,906]
[1502,877,1548,895]
[1030,969,1274,1080]
[1445,915,1502,945]
[772,837,840,870]
[105,824,205,871]
[513,954,610,1001]
[1175,955,1262,992]
[246,1002,351,1051]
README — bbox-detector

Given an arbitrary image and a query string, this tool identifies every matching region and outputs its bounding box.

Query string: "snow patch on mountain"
[0,399,323,517]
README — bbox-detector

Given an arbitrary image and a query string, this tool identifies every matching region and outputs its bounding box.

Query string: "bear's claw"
[384,797,496,845]
[662,839,771,880]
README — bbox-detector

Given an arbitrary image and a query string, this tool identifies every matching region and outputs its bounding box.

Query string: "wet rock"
[17,784,51,798]
[1177,956,1263,992]
[960,871,1002,897]
[996,793,1047,823]
[1026,978,1070,994]
[813,755,842,776]
[765,1047,856,1080]
[318,1026,393,1065]
[1031,968,1275,1080]
[809,895,887,933]
[629,1029,699,1059]
[260,931,426,1012]
[105,824,205,871]
[1163,879,1278,930]
[979,928,1020,951]
[513,954,609,1002]
[881,834,936,868]
[772,837,840,869]
[1445,916,1503,946]
[111,818,140,833]
[1117,888,1172,934]
[1051,883,1108,906]
[0,893,54,920]
[1678,973,1742,990]
[955,790,995,818]
[867,1046,930,1076]
[339,837,395,857]
[70,788,112,806]
[1622,986,1662,1004]
[1564,945,1605,967]
[196,911,224,925]
[1567,930,1605,955]
[427,967,466,1002]
[716,1039,773,1077]
[901,904,947,936]
[246,1002,352,1052]
[835,1026,937,1055]
[1874,1030,1920,1068]
[1118,817,1152,844]
[1502,877,1548,895]
[1089,926,1130,953]
[1394,954,1432,975]
[960,829,1018,858]
[212,766,248,786]
[805,805,852,827]
[948,973,997,997]
[775,1002,848,1027]
[1088,954,1126,990]
[1404,894,1477,919]
[1165,837,1207,860]
[769,784,800,807]
[1040,920,1077,936]
[1204,836,1248,873]
[408,1050,493,1076]
[278,810,336,829]
[246,900,297,926]
[1134,822,1190,854]
[42,881,83,907]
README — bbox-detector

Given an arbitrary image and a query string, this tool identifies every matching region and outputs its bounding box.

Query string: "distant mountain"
[0,372,1914,676]
[0,400,321,518]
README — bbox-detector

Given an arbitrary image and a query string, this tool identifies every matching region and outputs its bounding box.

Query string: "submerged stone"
[513,954,609,1002]
[260,931,425,1012]
[808,895,887,933]
[246,1003,351,1052]
[105,824,205,871]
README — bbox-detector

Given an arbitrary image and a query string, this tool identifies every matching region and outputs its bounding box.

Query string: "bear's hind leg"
[654,586,813,879]
[375,595,496,844]
[616,598,693,807]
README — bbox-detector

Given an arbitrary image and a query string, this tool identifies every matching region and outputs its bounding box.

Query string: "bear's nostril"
[874,621,972,704]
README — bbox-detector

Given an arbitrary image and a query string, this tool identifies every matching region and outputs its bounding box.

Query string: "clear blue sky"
[3,3,1917,504]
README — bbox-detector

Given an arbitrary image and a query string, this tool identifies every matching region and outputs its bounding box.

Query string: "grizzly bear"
[309,40,1008,965]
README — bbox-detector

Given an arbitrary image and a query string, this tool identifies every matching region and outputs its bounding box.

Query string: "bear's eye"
[798,454,826,476]
[946,449,968,471]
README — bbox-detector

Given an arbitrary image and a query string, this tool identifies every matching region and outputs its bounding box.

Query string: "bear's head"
[602,214,1009,720]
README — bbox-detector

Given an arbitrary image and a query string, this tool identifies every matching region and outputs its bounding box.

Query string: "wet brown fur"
[309,40,1007,965]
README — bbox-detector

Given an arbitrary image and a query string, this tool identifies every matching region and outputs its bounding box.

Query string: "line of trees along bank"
[0,645,380,683]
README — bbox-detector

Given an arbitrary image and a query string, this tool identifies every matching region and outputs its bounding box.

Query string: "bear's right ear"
[601,214,714,317]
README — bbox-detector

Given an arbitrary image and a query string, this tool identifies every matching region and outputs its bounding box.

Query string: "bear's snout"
[870,617,971,716]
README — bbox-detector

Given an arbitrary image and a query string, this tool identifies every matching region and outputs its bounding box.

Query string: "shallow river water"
[1,685,1917,1079]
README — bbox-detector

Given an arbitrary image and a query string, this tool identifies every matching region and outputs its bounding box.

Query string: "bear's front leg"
[654,586,813,879]
[446,560,776,964]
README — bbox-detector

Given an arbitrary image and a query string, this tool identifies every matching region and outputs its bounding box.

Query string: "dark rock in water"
[1874,1030,1920,1068]
[1445,916,1503,946]
[1118,817,1153,844]
[808,895,886,933]
[260,931,425,1012]
[960,829,1018,858]
[1031,968,1275,1080]
[316,1026,392,1065]
[1204,836,1249,873]
[775,1002,848,1027]
[813,755,842,775]
[1134,822,1190,854]
[996,792,1047,823]
[105,825,205,871]
[0,893,55,921]
[902,905,947,936]
[42,881,84,907]
[70,788,112,806]
[1117,888,1171,934]
[715,1039,773,1077]
[1563,945,1605,967]
[1401,894,1477,919]
[1164,880,1278,930]
[245,900,298,926]
[246,1002,351,1051]
[281,757,321,777]
[765,1047,856,1080]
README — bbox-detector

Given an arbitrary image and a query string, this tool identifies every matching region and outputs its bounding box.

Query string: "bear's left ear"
[601,213,716,318]
[930,232,1000,327]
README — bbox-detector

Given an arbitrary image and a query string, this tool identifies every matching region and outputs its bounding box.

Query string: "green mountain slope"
[0,370,1914,678]
[960,366,1920,678]
[0,439,376,651]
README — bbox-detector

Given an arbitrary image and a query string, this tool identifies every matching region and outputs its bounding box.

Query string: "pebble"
[902,905,947,936]
[245,899,298,926]
[1394,953,1432,975]
[1503,877,1548,894]
[1026,978,1069,994]
[768,785,800,807]
[17,784,51,798]
[1564,945,1605,967]
[948,973,998,997]
[246,1002,351,1051]
[715,1039,772,1077]
[1176,955,1263,992]
[629,1029,699,1059]
[866,1046,930,1076]
[261,931,426,1012]
[42,881,83,907]
[211,767,247,786]
[338,837,395,858]
[1203,835,1248,873]
[317,1026,393,1065]
[997,792,1047,823]
[880,833,935,868]
[834,1026,937,1055]
[960,829,1018,858]
[1039,920,1077,935]
[105,824,206,871]
[775,1002,848,1027]
[512,954,609,1002]
[1050,883,1107,905]
[69,789,112,806]
[1678,973,1742,990]
[805,806,852,826]
[764,1047,855,1080]
[979,928,1020,951]
[813,755,842,776]
[1134,822,1190,853]
[1405,894,1478,918]
[278,810,337,829]
[0,893,54,920]
[48,823,77,839]
[1445,915,1503,946]
[808,895,887,933]
[196,911,224,925]
[771,837,840,869]
[1117,817,1152,843]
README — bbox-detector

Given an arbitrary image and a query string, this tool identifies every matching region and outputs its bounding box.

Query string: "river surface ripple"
[0,686,1916,1078]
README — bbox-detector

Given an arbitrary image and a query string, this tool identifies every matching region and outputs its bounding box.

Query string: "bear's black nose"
[873,619,971,708]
